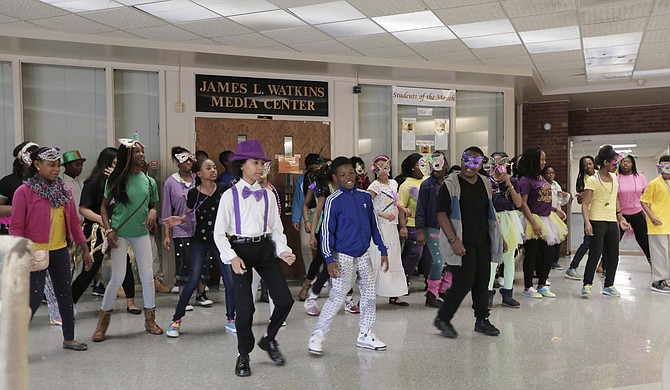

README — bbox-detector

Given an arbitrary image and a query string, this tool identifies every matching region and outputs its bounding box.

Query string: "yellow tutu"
[497,210,524,249]
[524,212,568,246]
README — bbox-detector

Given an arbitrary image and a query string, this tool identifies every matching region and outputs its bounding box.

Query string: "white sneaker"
[185,304,194,311]
[204,285,210,292]
[309,330,325,355]
[356,331,386,351]
[171,286,179,294]
[219,277,225,290]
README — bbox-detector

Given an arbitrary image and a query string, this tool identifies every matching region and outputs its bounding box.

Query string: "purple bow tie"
[242,186,264,202]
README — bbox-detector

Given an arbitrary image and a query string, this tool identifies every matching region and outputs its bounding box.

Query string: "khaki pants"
[650,234,670,282]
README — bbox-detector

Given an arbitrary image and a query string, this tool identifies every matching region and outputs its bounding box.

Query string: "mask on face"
[418,157,431,177]
[462,152,484,170]
[355,162,365,176]
[486,156,510,175]
[174,152,195,164]
[657,162,670,175]
[430,154,445,172]
[371,158,391,175]
[261,161,271,178]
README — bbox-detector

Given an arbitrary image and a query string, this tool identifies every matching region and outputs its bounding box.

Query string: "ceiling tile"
[230,10,306,31]
[540,69,586,79]
[0,20,50,30]
[37,0,124,13]
[176,18,253,37]
[421,50,480,63]
[262,26,332,44]
[345,0,427,18]
[580,0,653,25]
[358,45,418,58]
[81,7,166,31]
[1,0,70,20]
[642,29,670,43]
[181,37,221,46]
[511,11,578,31]
[0,14,20,24]
[289,39,352,53]
[268,0,329,6]
[393,27,456,44]
[315,19,384,38]
[29,14,116,34]
[480,55,533,67]
[462,33,522,49]
[543,75,586,87]
[195,0,278,16]
[647,14,670,30]
[338,33,401,50]
[331,50,364,57]
[421,0,496,10]
[262,45,298,52]
[638,41,670,54]
[535,60,584,71]
[373,11,444,32]
[408,39,470,54]
[288,1,364,24]
[581,17,647,37]
[135,0,221,23]
[531,50,584,64]
[500,0,576,18]
[651,0,670,14]
[95,30,143,39]
[213,33,280,48]
[635,52,670,69]
[128,24,203,41]
[434,3,506,25]
[471,44,527,59]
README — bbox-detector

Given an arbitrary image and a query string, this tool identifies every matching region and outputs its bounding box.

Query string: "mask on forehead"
[418,156,431,177]
[657,162,670,174]
[355,162,365,176]
[261,161,271,178]
[371,158,391,175]
[174,152,195,164]
[462,152,484,170]
[430,154,445,172]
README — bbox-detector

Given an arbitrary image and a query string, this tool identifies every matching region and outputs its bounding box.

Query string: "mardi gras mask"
[462,152,484,170]
[174,152,195,164]
[261,161,271,178]
[37,147,61,162]
[485,156,510,175]
[430,154,445,172]
[355,162,365,176]
[19,142,39,165]
[418,157,431,177]
[371,158,391,175]
[657,162,670,174]
[119,130,141,148]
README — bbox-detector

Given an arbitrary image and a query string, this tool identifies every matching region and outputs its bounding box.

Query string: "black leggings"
[585,220,619,287]
[620,211,651,261]
[71,223,135,303]
[523,239,552,288]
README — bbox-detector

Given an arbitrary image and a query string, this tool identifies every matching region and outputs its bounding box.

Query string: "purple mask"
[657,162,670,174]
[462,152,484,170]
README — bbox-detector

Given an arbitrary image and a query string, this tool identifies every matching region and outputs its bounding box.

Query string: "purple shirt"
[519,176,552,216]
[162,173,196,238]
[491,177,520,212]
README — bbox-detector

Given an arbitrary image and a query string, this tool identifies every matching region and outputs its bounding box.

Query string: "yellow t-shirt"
[584,173,618,222]
[398,176,425,227]
[640,176,670,235]
[34,207,68,251]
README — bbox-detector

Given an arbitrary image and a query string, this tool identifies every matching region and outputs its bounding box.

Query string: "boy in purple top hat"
[214,140,295,378]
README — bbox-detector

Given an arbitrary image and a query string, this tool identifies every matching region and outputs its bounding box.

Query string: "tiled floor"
[23,254,667,389]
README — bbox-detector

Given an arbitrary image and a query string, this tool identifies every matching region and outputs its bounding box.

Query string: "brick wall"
[569,104,670,136]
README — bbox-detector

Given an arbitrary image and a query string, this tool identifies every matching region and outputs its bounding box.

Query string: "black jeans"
[523,239,552,288]
[437,240,491,322]
[620,211,651,261]
[231,239,294,355]
[584,221,620,287]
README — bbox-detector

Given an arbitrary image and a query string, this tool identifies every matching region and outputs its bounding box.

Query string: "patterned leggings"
[315,252,376,335]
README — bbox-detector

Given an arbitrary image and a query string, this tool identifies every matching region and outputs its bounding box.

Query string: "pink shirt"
[617,173,648,215]
[9,184,86,245]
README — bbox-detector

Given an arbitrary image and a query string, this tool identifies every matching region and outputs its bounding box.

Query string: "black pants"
[231,239,294,355]
[437,240,491,322]
[306,232,324,281]
[584,221,619,287]
[620,211,651,261]
[551,243,561,263]
[30,247,76,340]
[71,223,135,303]
[523,239,552,288]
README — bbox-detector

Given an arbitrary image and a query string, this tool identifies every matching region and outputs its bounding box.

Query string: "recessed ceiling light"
[289,1,364,25]
[583,32,642,49]
[136,0,221,23]
[519,26,579,43]
[462,33,521,49]
[194,0,277,17]
[230,9,306,31]
[525,39,581,53]
[38,0,124,12]
[586,53,636,67]
[315,19,384,38]
[449,19,515,39]
[393,27,456,44]
[372,11,443,33]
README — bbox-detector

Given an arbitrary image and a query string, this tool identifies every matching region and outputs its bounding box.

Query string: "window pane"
[0,62,14,176]
[22,63,107,178]
[358,85,392,166]
[455,91,503,157]
[397,105,450,166]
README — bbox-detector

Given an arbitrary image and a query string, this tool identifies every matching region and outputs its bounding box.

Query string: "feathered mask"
[118,131,142,148]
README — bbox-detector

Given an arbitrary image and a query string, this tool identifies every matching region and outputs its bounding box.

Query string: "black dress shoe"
[235,354,251,377]
[126,307,142,315]
[434,317,458,338]
[258,336,285,366]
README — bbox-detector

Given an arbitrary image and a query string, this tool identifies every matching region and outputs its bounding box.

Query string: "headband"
[174,152,195,164]
[119,130,141,148]
[19,142,39,165]
[36,147,61,162]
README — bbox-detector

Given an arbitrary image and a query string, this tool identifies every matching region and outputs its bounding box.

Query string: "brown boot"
[144,307,164,335]
[298,279,311,301]
[154,279,171,293]
[92,310,112,342]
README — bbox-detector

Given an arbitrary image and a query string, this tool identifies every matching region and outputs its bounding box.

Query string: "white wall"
[0,62,13,176]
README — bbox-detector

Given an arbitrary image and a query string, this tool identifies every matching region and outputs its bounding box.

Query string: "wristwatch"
[447,236,457,245]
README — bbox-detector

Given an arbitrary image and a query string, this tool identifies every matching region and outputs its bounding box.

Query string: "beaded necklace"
[596,171,614,207]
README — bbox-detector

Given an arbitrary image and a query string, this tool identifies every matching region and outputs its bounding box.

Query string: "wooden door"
[195,118,330,279]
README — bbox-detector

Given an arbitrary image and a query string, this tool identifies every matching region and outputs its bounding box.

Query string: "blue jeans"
[172,241,235,321]
[569,234,590,269]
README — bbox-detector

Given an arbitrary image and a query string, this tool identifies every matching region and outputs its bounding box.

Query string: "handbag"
[30,212,56,272]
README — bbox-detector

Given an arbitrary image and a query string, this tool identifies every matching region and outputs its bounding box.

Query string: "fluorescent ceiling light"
[230,9,306,31]
[462,33,521,49]
[38,0,124,12]
[372,11,443,33]
[315,19,383,38]
[586,53,636,67]
[633,68,670,78]
[449,19,515,38]
[583,32,642,49]
[136,0,221,23]
[289,1,364,25]
[194,0,277,16]
[393,26,456,44]
[613,144,638,148]
[526,39,581,53]
[586,63,634,76]
[585,44,639,58]
[615,149,632,153]
[115,0,156,4]
[520,25,579,43]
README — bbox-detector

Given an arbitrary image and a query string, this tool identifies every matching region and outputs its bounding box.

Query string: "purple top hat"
[229,140,270,162]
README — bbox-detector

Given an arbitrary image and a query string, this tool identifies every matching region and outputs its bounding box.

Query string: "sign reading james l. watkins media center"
[196,74,328,117]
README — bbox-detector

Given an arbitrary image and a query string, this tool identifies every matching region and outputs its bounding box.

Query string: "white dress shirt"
[214,179,291,264]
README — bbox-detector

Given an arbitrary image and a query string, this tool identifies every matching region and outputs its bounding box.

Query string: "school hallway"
[21,250,666,390]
